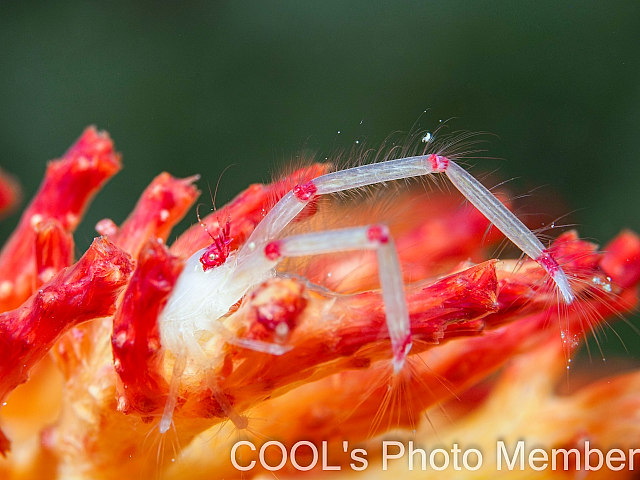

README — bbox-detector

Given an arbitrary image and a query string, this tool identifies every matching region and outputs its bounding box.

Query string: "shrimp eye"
[198,218,233,271]
[200,245,225,271]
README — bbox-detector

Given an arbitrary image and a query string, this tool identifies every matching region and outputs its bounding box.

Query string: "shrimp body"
[156,150,575,433]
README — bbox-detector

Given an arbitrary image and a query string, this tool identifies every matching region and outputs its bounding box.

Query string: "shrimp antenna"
[211,164,236,214]
[196,203,216,242]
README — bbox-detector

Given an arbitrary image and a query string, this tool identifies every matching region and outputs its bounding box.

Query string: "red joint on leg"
[367,225,389,244]
[397,335,412,355]
[537,250,560,276]
[264,241,282,260]
[428,154,449,172]
[293,181,317,202]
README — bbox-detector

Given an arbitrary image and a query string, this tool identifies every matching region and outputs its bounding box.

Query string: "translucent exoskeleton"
[157,148,575,433]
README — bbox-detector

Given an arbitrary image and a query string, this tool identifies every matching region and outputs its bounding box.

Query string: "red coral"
[112,238,185,416]
[1,128,640,479]
[34,219,75,287]
[0,168,21,220]
[600,229,640,288]
[98,172,200,258]
[0,127,121,312]
[0,237,133,454]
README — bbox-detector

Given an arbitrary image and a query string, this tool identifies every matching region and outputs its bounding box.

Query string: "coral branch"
[34,219,75,287]
[98,172,200,259]
[0,127,121,312]
[0,237,133,455]
[600,229,640,289]
[0,168,21,220]
[55,172,199,381]
[112,238,185,416]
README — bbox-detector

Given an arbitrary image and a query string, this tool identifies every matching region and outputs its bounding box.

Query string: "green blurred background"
[1,1,639,357]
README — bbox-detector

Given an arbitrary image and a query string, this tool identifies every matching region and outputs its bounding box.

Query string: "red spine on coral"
[111,238,185,416]
[0,127,122,312]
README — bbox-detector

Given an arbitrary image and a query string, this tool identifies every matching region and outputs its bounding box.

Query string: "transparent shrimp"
[156,150,575,433]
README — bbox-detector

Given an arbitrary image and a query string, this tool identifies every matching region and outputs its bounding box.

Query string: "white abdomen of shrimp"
[158,248,275,359]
